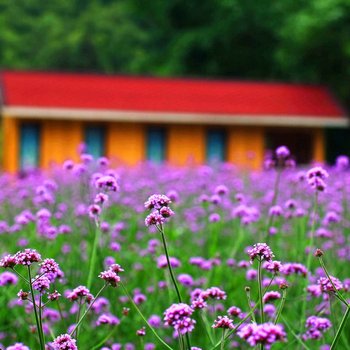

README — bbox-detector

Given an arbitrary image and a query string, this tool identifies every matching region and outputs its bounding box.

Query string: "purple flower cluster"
[238,322,286,349]
[0,249,41,267]
[212,315,234,329]
[145,194,174,227]
[66,286,93,303]
[52,333,78,350]
[164,303,196,335]
[306,166,329,191]
[303,316,332,340]
[318,275,343,293]
[248,243,275,262]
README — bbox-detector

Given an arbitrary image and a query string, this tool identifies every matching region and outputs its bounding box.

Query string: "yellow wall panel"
[106,123,144,165]
[41,120,83,168]
[167,125,205,165]
[2,117,19,172]
[227,126,264,169]
[313,128,325,163]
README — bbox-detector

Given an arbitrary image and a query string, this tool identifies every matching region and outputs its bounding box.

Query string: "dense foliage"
[0,149,350,349]
[1,0,350,107]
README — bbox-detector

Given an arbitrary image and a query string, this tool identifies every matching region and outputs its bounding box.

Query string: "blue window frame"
[206,129,226,163]
[85,126,105,158]
[19,124,40,170]
[146,127,166,163]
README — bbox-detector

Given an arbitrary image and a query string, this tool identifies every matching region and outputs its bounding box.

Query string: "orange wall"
[227,126,264,169]
[41,120,83,168]
[312,128,325,163]
[106,123,144,165]
[2,117,19,172]
[167,125,205,165]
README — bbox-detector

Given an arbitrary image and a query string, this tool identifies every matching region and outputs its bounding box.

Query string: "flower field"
[1,148,350,349]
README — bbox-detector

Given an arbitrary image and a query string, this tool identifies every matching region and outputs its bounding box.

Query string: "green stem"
[274,289,287,324]
[69,284,107,337]
[157,225,183,303]
[120,281,174,350]
[87,218,101,290]
[220,329,226,350]
[258,259,264,324]
[157,224,192,350]
[28,266,45,350]
[318,257,349,307]
[301,191,318,332]
[281,315,311,350]
[331,306,350,349]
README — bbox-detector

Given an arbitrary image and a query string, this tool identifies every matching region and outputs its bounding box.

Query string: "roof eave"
[2,106,349,128]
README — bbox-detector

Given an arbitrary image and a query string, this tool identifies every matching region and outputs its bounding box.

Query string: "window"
[85,126,105,158]
[146,127,166,163]
[206,129,226,163]
[19,124,40,170]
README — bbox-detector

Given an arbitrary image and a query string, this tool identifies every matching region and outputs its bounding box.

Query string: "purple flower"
[14,249,41,266]
[212,315,234,329]
[96,313,120,326]
[148,315,161,328]
[263,291,281,303]
[164,303,196,335]
[306,166,329,191]
[32,276,51,293]
[318,276,343,293]
[95,175,119,192]
[52,333,77,350]
[145,194,171,210]
[6,343,30,350]
[145,212,165,227]
[157,255,181,269]
[238,322,286,349]
[0,271,18,286]
[67,286,93,303]
[177,274,194,287]
[303,316,332,340]
[247,243,274,262]
[201,287,227,300]
[40,258,60,274]
[276,146,290,159]
[99,270,121,287]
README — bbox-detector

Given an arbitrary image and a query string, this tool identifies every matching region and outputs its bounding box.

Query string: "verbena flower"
[66,286,93,303]
[212,315,234,329]
[237,322,286,349]
[263,291,281,303]
[144,194,171,210]
[14,249,41,266]
[164,303,196,335]
[52,333,78,350]
[303,316,332,340]
[306,166,329,191]
[247,243,274,262]
[318,276,343,293]
[99,270,121,287]
[6,343,30,350]
[40,258,60,274]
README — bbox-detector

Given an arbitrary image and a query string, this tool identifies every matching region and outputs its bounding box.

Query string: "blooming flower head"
[145,194,171,210]
[238,322,286,349]
[276,146,290,159]
[200,287,227,300]
[212,315,234,329]
[303,316,332,340]
[0,271,18,286]
[318,276,343,293]
[6,343,30,350]
[32,275,51,293]
[0,254,17,268]
[99,270,121,287]
[247,243,274,263]
[52,333,77,350]
[263,291,281,303]
[95,175,119,192]
[164,303,196,335]
[14,249,41,266]
[306,166,329,191]
[96,313,120,326]
[67,286,93,303]
[40,258,60,274]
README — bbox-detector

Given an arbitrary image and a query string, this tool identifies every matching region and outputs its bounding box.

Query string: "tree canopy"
[0,0,349,108]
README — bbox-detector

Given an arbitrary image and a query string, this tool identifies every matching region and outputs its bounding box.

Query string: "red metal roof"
[1,70,346,118]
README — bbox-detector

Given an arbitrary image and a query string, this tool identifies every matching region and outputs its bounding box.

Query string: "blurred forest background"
[0,0,349,158]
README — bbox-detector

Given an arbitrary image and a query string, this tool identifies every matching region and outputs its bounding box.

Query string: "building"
[0,70,348,172]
